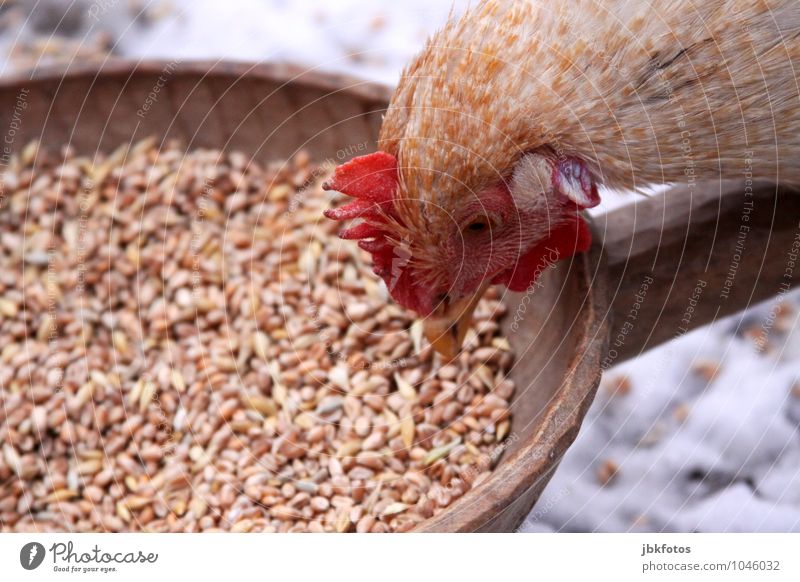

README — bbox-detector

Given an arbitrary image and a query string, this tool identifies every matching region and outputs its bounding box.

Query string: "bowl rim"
[2,58,393,105]
[417,243,608,532]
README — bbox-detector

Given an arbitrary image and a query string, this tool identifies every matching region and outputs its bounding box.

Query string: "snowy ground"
[4,0,800,532]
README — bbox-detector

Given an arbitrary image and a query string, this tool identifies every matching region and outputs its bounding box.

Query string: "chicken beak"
[423,283,490,359]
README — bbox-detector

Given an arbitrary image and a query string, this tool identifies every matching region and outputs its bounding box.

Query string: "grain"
[0,140,515,533]
[603,374,632,397]
[400,416,416,449]
[691,359,722,384]
[597,459,619,486]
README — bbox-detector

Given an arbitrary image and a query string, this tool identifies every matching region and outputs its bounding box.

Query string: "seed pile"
[0,139,514,532]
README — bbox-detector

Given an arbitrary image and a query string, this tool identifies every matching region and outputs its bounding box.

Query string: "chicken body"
[383,0,800,192]
[326,0,800,355]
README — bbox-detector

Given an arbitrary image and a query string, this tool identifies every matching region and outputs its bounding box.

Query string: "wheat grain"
[0,139,515,533]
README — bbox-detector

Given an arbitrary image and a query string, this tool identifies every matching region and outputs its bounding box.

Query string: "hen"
[324,0,800,356]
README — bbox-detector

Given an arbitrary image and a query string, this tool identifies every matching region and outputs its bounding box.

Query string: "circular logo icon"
[20,542,46,570]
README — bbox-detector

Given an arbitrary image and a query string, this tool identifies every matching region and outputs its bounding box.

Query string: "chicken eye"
[466,220,488,233]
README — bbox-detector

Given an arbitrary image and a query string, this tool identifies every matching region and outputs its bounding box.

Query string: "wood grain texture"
[596,182,800,364]
[0,60,391,163]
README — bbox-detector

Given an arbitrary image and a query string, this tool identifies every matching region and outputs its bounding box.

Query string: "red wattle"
[492,215,592,292]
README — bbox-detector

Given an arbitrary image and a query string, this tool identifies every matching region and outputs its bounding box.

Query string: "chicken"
[324,0,800,356]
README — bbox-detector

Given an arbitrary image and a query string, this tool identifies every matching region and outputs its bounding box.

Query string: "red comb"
[322,152,427,312]
[322,151,399,243]
[322,151,398,208]
[323,151,401,272]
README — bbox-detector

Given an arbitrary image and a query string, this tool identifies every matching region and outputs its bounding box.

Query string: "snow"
[523,301,800,532]
[12,0,800,532]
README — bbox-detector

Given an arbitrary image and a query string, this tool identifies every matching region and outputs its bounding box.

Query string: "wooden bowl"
[2,61,797,531]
